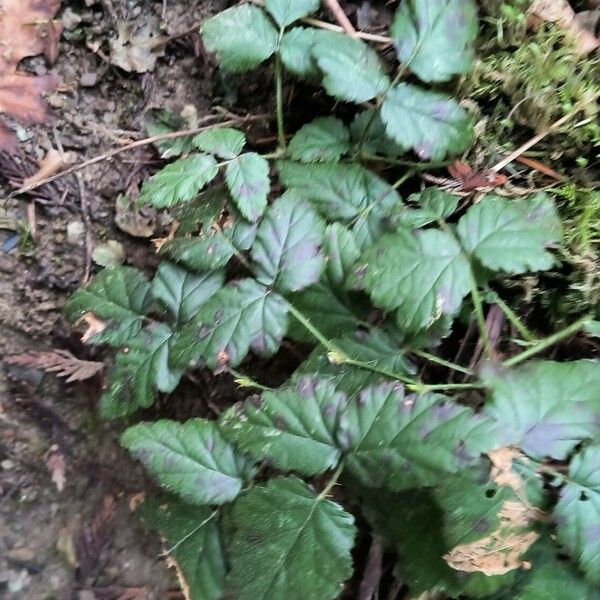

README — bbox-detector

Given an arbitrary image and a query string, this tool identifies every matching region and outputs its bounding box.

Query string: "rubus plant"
[65,1,600,598]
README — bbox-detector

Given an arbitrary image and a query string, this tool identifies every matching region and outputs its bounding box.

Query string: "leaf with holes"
[151,262,224,326]
[339,382,493,489]
[193,128,246,159]
[99,324,183,419]
[312,31,390,103]
[122,419,254,505]
[357,227,471,334]
[381,83,473,160]
[65,266,153,346]
[202,4,278,72]
[554,445,600,584]
[138,154,219,208]
[391,0,478,82]
[230,477,356,600]
[139,496,226,600]
[456,193,562,274]
[221,377,345,476]
[265,0,320,27]
[481,361,600,461]
[251,191,325,292]
[171,279,289,370]
[288,117,350,163]
[225,153,270,221]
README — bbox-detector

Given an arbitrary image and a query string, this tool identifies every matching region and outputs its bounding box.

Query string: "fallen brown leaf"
[22,148,77,188]
[78,312,108,343]
[0,0,64,150]
[5,349,105,382]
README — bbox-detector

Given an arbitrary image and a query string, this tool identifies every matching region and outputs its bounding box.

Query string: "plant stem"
[414,350,473,376]
[275,52,286,151]
[469,270,492,359]
[318,461,345,500]
[502,314,592,367]
[490,292,536,343]
[419,382,482,392]
[360,153,450,170]
[229,368,272,392]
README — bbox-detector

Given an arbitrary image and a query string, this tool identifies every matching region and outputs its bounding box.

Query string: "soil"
[0,1,233,598]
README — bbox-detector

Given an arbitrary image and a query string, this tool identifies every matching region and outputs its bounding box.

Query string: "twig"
[302,17,391,43]
[7,113,268,199]
[490,100,592,173]
[76,173,92,284]
[323,0,357,36]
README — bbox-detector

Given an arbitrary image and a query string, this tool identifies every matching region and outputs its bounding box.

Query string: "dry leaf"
[22,148,76,188]
[109,21,164,73]
[528,0,600,54]
[0,0,63,150]
[115,194,156,238]
[78,312,108,343]
[448,161,508,192]
[5,349,104,382]
[44,443,66,491]
[92,240,126,267]
[56,525,78,568]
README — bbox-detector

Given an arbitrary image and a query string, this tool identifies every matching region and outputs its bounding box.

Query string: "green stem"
[469,270,492,359]
[419,382,482,392]
[490,292,536,343]
[229,368,272,392]
[413,350,473,376]
[502,315,592,368]
[275,52,286,151]
[318,461,345,500]
[360,153,450,170]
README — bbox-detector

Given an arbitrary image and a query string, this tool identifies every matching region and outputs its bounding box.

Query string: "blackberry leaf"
[265,0,320,28]
[225,153,270,222]
[288,117,350,163]
[193,128,246,159]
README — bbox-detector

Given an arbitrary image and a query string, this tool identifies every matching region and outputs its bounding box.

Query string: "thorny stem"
[489,291,536,343]
[229,368,272,392]
[413,350,473,376]
[318,461,345,500]
[275,48,286,151]
[502,314,592,367]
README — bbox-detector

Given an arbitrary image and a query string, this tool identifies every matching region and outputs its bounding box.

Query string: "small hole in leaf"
[580,491,589,501]
[485,487,497,498]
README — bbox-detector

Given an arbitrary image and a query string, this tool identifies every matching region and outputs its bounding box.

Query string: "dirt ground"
[0,1,233,598]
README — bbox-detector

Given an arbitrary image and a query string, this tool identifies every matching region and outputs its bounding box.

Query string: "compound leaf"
[381,83,473,160]
[251,191,325,292]
[221,377,345,476]
[225,153,270,221]
[138,154,219,208]
[171,279,288,369]
[230,477,356,600]
[122,419,253,505]
[65,266,153,346]
[357,227,471,334]
[313,31,390,103]
[139,496,226,600]
[288,117,350,163]
[151,262,224,326]
[481,361,600,460]
[202,5,278,72]
[100,324,183,419]
[457,194,562,274]
[339,382,492,489]
[280,27,319,77]
[554,445,600,584]
[391,0,478,82]
[265,0,320,27]
[193,128,246,159]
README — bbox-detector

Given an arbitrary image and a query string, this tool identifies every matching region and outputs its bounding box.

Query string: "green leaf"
[151,262,224,326]
[171,279,288,369]
[265,0,320,27]
[138,154,219,208]
[65,266,153,346]
[139,496,225,600]
[171,187,228,235]
[202,5,278,72]
[481,360,600,460]
[277,160,400,223]
[251,191,325,292]
[230,477,356,600]
[288,117,350,163]
[357,227,471,334]
[280,27,319,77]
[144,108,195,158]
[312,31,390,103]
[349,109,403,157]
[585,320,600,338]
[381,83,473,160]
[339,382,491,489]
[225,153,270,221]
[122,419,253,505]
[400,187,459,228]
[100,324,183,419]
[457,194,562,274]
[221,377,345,476]
[323,223,361,290]
[391,0,478,82]
[554,445,600,584]
[193,128,246,159]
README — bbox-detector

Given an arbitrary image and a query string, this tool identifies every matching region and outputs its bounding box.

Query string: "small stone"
[48,94,64,108]
[1,459,14,470]
[80,72,97,87]
[67,220,85,243]
[62,7,82,29]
